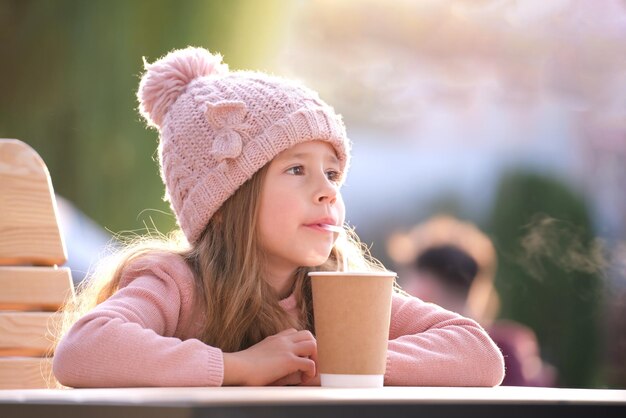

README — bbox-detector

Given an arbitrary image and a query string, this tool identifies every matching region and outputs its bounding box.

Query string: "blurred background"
[1,0,625,388]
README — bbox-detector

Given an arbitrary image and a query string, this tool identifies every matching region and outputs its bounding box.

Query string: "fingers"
[273,329,316,356]
[290,330,315,343]
[270,357,316,386]
[254,329,317,386]
[270,372,302,386]
[276,328,298,336]
[288,331,316,379]
[293,339,317,358]
[300,373,321,386]
[298,357,316,380]
[275,328,314,340]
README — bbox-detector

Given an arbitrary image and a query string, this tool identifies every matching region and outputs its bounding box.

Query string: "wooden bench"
[0,139,75,389]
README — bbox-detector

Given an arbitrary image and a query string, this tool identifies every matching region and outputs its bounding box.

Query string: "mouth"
[304,221,343,233]
[317,223,343,233]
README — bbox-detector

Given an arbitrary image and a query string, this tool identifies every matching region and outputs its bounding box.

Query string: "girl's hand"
[270,345,320,386]
[297,373,321,386]
[223,328,317,386]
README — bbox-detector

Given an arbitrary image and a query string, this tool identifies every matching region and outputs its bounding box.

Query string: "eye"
[326,169,343,183]
[286,165,305,175]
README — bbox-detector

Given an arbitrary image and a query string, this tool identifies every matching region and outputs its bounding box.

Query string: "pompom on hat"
[137,47,351,244]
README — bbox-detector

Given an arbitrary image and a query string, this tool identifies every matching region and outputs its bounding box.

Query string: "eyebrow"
[283,151,340,164]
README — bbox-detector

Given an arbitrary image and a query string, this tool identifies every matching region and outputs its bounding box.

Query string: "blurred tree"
[488,172,604,387]
[0,0,287,235]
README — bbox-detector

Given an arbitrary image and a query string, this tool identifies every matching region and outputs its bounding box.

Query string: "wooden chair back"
[0,139,75,388]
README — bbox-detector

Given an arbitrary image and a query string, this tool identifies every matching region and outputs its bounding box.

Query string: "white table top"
[1,386,625,406]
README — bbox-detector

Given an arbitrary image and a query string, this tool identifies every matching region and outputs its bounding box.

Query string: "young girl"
[53,47,505,387]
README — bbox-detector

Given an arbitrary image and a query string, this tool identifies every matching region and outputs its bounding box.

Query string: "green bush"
[488,171,604,387]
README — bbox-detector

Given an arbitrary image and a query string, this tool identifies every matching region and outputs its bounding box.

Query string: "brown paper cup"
[309,271,395,387]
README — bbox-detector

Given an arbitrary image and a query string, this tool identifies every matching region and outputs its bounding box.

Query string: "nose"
[314,175,338,205]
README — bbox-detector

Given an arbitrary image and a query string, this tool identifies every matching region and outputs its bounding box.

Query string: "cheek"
[262,192,299,221]
[258,189,300,238]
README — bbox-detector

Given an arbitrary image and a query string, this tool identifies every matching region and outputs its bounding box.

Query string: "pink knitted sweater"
[53,253,505,387]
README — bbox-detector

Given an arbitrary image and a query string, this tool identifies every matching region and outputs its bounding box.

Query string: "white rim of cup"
[320,374,384,388]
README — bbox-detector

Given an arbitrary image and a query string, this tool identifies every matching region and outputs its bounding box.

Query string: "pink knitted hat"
[137,47,351,244]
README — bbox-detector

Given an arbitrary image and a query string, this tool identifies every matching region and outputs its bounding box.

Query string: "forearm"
[53,314,224,387]
[385,294,505,386]
[385,322,505,386]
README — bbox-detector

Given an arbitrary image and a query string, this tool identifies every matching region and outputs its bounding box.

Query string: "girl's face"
[258,140,345,274]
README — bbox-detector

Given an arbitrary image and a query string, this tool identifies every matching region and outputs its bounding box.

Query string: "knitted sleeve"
[384,293,505,386]
[52,254,224,387]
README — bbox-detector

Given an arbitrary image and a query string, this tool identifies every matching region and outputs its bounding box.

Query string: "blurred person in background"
[387,215,556,386]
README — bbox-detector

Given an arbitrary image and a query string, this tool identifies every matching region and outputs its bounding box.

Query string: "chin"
[300,252,333,267]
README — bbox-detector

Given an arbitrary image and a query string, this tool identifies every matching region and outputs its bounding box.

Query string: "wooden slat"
[0,139,66,266]
[0,266,74,311]
[0,312,60,356]
[0,357,55,389]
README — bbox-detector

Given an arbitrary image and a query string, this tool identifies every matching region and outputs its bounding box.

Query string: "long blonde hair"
[56,163,387,355]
